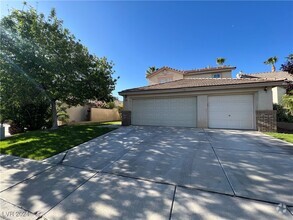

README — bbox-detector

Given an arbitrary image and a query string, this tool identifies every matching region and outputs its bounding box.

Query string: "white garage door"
[208,95,254,129]
[132,97,197,127]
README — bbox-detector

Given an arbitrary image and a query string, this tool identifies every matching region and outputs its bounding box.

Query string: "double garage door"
[132,97,197,127]
[131,95,254,129]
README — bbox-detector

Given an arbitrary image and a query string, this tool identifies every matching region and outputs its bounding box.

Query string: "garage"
[120,77,282,131]
[132,97,197,127]
[208,95,254,129]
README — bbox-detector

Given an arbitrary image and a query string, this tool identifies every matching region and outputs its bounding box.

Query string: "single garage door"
[208,95,254,129]
[132,97,197,127]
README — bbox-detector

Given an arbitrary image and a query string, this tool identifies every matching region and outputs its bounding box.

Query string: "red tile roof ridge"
[183,66,236,73]
[242,71,287,75]
[239,71,292,80]
[146,65,237,78]
[161,66,185,73]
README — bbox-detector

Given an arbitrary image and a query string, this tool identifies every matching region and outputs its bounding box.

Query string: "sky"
[1,1,293,100]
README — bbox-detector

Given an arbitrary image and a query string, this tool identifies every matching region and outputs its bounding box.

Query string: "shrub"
[94,101,109,109]
[57,103,69,124]
[282,89,293,115]
[93,101,116,109]
[107,102,116,109]
[7,100,51,133]
[273,104,293,122]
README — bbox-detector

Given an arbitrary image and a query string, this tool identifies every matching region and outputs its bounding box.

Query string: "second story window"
[213,73,221,78]
[159,77,173,83]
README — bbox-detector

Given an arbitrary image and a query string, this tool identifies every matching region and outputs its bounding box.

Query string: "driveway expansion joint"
[203,129,236,195]
[58,150,69,164]
[58,162,99,172]
[0,165,56,193]
[102,170,288,209]
[169,186,177,220]
[40,169,98,218]
[0,197,38,218]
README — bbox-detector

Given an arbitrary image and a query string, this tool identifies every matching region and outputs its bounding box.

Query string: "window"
[159,77,173,83]
[213,73,221,78]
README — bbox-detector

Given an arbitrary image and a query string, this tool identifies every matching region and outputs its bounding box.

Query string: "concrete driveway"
[0,126,292,219]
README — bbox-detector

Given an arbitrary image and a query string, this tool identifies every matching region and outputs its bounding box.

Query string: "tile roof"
[183,66,236,74]
[239,71,293,80]
[146,66,184,78]
[146,66,236,78]
[120,78,286,94]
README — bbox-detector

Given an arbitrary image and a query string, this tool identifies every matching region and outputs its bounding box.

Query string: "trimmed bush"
[273,103,293,123]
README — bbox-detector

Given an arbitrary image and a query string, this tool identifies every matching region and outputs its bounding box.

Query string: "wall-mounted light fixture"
[264,87,268,92]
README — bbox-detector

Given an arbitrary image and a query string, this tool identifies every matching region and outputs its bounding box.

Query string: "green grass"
[0,123,117,160]
[70,121,121,125]
[265,132,293,144]
[101,121,121,125]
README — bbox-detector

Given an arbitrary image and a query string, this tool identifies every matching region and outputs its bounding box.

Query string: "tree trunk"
[272,65,276,72]
[51,100,58,130]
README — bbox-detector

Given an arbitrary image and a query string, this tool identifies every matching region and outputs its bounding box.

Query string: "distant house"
[120,66,289,131]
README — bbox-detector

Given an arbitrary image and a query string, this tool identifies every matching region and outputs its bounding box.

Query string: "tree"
[0,62,51,131]
[264,56,278,72]
[280,54,293,74]
[146,66,159,77]
[0,5,117,129]
[282,94,293,115]
[279,55,293,115]
[216,58,225,66]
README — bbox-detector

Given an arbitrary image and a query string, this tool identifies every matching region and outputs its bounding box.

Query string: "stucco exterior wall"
[197,95,208,128]
[184,71,232,79]
[123,96,133,111]
[256,88,273,110]
[148,70,183,85]
[66,105,90,122]
[272,86,286,104]
[90,108,121,122]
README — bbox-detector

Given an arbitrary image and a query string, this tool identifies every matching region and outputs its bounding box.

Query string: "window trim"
[213,73,221,78]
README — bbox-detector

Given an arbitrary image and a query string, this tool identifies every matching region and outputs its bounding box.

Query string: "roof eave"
[184,66,236,75]
[119,80,286,96]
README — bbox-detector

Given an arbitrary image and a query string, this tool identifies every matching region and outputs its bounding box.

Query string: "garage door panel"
[208,95,254,129]
[132,97,196,127]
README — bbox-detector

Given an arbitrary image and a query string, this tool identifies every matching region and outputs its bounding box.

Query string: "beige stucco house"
[120,66,290,131]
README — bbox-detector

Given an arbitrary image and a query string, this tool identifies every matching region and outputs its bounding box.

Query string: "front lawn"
[0,123,117,160]
[265,132,293,144]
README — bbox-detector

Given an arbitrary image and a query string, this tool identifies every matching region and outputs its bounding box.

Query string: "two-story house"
[120,66,289,131]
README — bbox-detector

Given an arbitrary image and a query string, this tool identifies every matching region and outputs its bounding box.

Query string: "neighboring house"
[119,66,290,131]
[147,66,236,85]
[237,71,292,104]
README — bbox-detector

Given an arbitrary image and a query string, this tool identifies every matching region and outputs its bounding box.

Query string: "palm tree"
[216,58,226,66]
[264,56,278,72]
[146,66,159,77]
